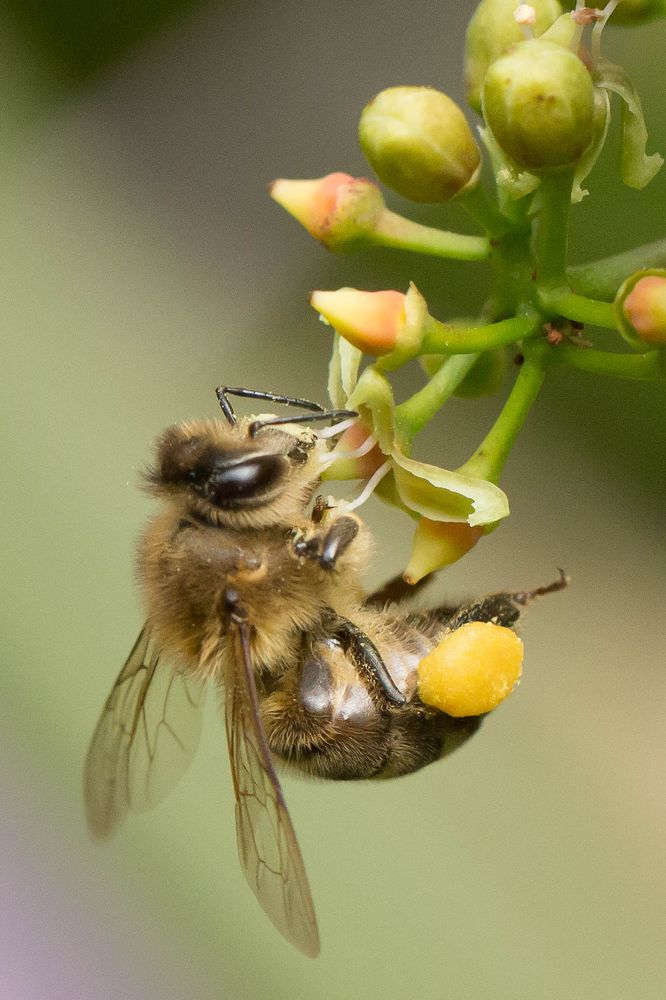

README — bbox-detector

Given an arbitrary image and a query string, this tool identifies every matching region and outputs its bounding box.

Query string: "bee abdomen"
[260,635,482,781]
[377,710,481,779]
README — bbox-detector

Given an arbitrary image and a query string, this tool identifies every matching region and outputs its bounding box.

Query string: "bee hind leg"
[511,568,569,605]
[438,570,569,629]
[433,592,522,631]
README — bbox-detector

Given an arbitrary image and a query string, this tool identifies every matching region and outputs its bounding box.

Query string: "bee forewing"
[225,622,320,958]
[84,626,206,840]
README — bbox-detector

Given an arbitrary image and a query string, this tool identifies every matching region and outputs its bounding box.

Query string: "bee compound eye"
[200,453,289,508]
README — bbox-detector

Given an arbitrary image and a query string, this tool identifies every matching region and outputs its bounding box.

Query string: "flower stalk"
[270,0,664,580]
[553,345,666,380]
[420,313,538,355]
[369,210,490,261]
[534,169,575,290]
[459,348,548,484]
[394,354,480,443]
[539,289,618,330]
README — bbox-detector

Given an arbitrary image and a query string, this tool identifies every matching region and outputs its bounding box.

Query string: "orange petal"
[270,173,353,239]
[311,288,406,354]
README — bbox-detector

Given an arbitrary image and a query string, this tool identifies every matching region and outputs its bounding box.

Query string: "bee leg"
[292,515,360,571]
[332,617,406,706]
[511,568,569,605]
[311,495,333,525]
[433,572,569,629]
[318,516,359,570]
[364,573,432,608]
[441,592,523,630]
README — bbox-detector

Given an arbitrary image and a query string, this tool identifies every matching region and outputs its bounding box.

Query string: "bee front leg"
[318,516,360,570]
[293,514,361,572]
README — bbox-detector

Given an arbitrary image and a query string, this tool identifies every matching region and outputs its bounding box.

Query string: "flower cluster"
[271,0,665,582]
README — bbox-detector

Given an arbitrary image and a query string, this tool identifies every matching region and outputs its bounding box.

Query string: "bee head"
[145,418,326,527]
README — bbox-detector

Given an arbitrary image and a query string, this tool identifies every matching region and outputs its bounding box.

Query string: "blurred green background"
[1,2,664,998]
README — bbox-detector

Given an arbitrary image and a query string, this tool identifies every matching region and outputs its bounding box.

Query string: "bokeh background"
[1,2,664,998]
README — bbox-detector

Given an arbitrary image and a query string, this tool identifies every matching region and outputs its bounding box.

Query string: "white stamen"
[514,4,536,37]
[318,452,339,472]
[343,461,391,512]
[319,431,377,472]
[333,432,378,461]
[514,4,536,25]
[317,417,357,439]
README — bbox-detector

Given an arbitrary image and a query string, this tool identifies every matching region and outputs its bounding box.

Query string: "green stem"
[459,349,547,483]
[534,169,574,288]
[568,238,666,300]
[394,354,480,442]
[539,288,618,329]
[458,182,510,239]
[422,313,538,354]
[371,210,490,261]
[553,345,666,380]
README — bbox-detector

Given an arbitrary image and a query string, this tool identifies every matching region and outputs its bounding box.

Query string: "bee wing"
[225,618,320,958]
[84,626,206,840]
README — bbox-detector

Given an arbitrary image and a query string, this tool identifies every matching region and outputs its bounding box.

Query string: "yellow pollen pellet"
[417,622,524,717]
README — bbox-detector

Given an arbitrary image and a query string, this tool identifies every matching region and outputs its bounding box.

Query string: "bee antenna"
[216,387,237,425]
[249,409,358,437]
[215,385,328,427]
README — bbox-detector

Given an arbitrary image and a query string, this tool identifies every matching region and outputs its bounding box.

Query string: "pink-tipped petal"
[311,288,406,355]
[270,173,354,239]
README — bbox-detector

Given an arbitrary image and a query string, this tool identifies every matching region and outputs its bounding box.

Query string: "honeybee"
[84,386,565,957]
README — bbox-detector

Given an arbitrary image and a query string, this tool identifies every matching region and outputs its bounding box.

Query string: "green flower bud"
[465,0,562,113]
[358,87,481,203]
[482,39,594,171]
